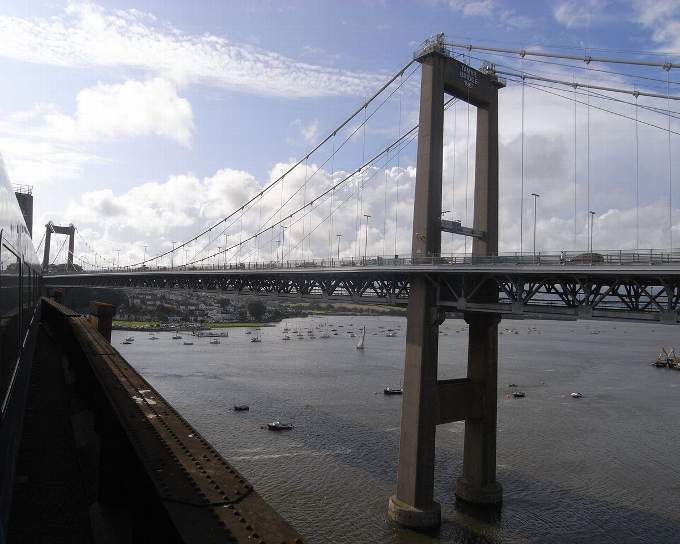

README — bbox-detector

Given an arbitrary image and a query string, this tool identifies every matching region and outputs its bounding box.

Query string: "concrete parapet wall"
[40,297,303,544]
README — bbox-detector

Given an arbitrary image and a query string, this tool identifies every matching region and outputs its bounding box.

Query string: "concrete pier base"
[455,477,503,506]
[387,496,441,529]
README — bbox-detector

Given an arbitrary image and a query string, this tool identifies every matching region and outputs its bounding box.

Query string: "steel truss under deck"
[46,267,680,323]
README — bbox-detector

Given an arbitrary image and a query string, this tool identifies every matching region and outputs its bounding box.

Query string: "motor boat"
[125,336,135,342]
[171,334,182,340]
[267,421,294,431]
[183,341,194,346]
[570,392,583,399]
[209,338,221,345]
[234,404,249,411]
[282,335,291,341]
[384,387,403,395]
[512,391,525,398]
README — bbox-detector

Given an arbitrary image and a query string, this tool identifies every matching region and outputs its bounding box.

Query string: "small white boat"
[282,335,291,341]
[171,334,182,340]
[512,391,525,398]
[356,326,366,350]
[267,421,293,431]
[570,392,583,399]
[125,336,135,342]
[149,335,159,340]
[384,387,403,395]
[385,331,397,338]
[209,338,221,345]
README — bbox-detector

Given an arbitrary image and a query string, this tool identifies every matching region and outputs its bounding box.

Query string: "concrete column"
[471,96,499,258]
[51,288,64,304]
[67,225,75,271]
[455,313,502,504]
[456,88,502,506]
[388,52,444,529]
[89,302,116,343]
[42,225,52,272]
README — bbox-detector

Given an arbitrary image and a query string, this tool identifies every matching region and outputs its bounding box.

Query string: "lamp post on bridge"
[116,249,120,270]
[530,193,540,262]
[143,245,147,265]
[217,247,222,269]
[363,214,371,264]
[281,226,287,266]
[171,241,177,269]
[336,234,342,261]
[589,210,596,261]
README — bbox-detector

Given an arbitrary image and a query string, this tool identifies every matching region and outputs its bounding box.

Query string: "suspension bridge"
[41,34,680,528]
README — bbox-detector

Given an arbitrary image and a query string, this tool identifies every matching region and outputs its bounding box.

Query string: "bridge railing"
[54,249,680,275]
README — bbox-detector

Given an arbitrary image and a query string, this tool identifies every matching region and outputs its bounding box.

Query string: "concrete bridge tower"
[388,35,505,528]
[42,222,76,272]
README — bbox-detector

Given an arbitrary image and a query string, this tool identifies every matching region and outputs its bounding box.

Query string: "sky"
[2,0,680,267]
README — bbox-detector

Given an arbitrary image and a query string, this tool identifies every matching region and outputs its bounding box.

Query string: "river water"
[114,316,680,543]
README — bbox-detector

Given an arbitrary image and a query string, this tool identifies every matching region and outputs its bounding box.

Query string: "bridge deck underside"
[45,266,680,323]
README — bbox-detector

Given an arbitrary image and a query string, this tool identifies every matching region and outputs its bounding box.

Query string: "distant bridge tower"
[43,222,76,272]
[388,35,505,528]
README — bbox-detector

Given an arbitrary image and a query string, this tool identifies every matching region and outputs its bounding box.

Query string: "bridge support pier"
[455,312,502,505]
[388,276,442,528]
[388,38,504,529]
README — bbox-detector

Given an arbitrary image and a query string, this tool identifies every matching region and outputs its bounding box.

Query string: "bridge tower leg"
[456,77,502,506]
[388,41,503,529]
[388,52,445,528]
[42,223,52,272]
[67,224,75,271]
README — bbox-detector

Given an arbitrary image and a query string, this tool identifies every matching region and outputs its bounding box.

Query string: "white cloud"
[448,0,495,17]
[38,78,194,146]
[632,0,680,52]
[446,1,533,29]
[290,118,320,144]
[553,0,608,28]
[0,2,376,98]
[0,77,194,194]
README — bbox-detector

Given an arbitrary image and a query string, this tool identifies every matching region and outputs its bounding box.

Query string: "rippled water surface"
[115,316,680,543]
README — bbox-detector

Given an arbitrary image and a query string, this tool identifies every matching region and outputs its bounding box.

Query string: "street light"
[530,193,540,261]
[217,246,222,268]
[363,214,371,263]
[336,234,342,260]
[143,244,147,264]
[115,249,121,270]
[281,226,287,264]
[171,241,177,269]
[589,210,596,257]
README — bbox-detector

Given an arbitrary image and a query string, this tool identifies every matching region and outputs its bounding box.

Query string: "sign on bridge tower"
[388,34,505,528]
[42,222,76,272]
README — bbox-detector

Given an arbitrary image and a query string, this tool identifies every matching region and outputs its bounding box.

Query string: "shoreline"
[113,321,277,332]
